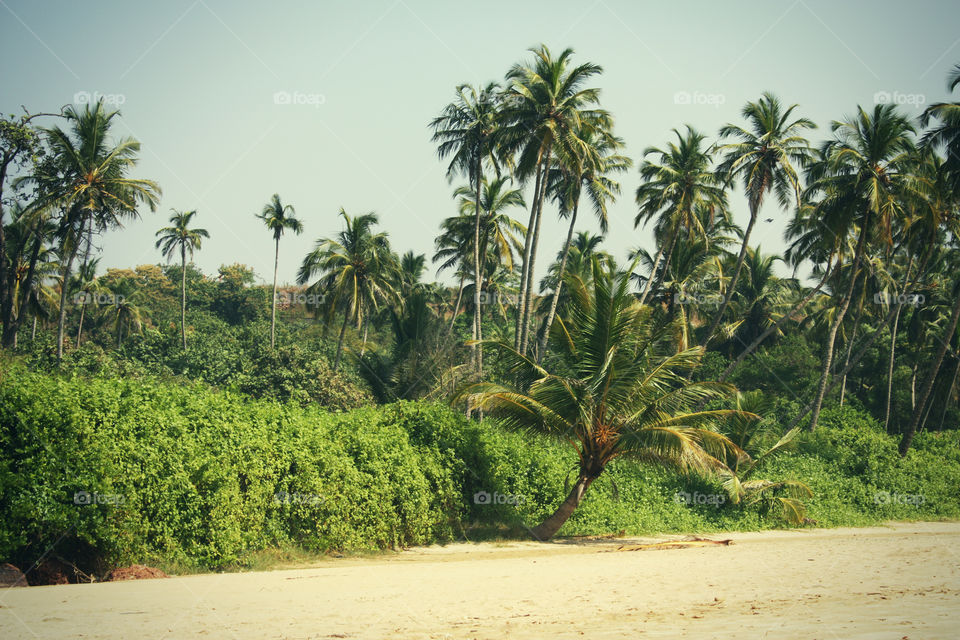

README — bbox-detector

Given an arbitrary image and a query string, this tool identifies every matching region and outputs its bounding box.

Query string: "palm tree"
[498,45,609,354]
[455,256,747,540]
[803,104,915,431]
[430,82,502,376]
[17,99,160,360]
[298,209,398,371]
[257,194,303,349]
[155,209,209,350]
[537,124,630,361]
[634,126,727,308]
[71,257,101,347]
[703,93,816,348]
[920,63,960,191]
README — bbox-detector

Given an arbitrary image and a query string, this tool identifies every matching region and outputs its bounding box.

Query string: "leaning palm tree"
[634,126,727,308]
[16,99,160,360]
[257,193,303,349]
[155,209,209,350]
[298,209,398,371]
[702,93,816,347]
[455,256,747,540]
[498,45,610,354]
[430,82,503,376]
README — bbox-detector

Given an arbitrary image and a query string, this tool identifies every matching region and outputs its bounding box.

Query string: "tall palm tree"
[257,193,303,349]
[703,93,816,347]
[155,209,208,350]
[17,99,160,360]
[430,82,502,376]
[455,257,747,540]
[498,45,609,355]
[537,124,631,361]
[634,126,727,308]
[803,104,915,431]
[298,209,398,371]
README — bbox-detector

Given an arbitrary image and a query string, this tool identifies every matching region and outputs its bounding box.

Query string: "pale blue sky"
[3,0,958,286]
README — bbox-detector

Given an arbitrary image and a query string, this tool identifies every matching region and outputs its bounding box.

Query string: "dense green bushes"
[1,361,958,575]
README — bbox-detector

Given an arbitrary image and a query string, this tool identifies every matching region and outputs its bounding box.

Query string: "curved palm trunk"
[838,301,865,406]
[537,193,580,363]
[637,234,667,308]
[520,147,553,355]
[472,159,483,376]
[883,253,916,431]
[31,315,37,341]
[55,246,77,364]
[270,235,279,349]
[514,161,544,350]
[899,292,960,455]
[529,473,596,541]
[180,245,187,350]
[718,260,834,383]
[448,275,465,333]
[701,207,759,347]
[76,303,85,348]
[806,217,869,431]
[645,222,681,309]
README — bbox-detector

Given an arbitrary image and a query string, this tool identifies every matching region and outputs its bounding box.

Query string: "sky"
[3,0,959,287]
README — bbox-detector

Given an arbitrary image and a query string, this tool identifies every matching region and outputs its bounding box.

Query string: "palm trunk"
[899,292,960,455]
[637,235,666,307]
[55,246,77,364]
[31,315,37,341]
[529,473,596,541]
[701,206,759,347]
[910,363,918,412]
[472,158,483,376]
[644,222,681,309]
[884,304,904,432]
[718,258,834,383]
[8,220,45,346]
[449,275,465,333]
[180,245,187,350]
[270,235,279,349]
[537,192,580,363]
[117,317,123,348]
[333,308,351,371]
[838,302,865,406]
[514,160,544,350]
[520,147,552,355]
[360,316,369,356]
[937,356,960,430]
[806,216,870,431]
[76,302,85,348]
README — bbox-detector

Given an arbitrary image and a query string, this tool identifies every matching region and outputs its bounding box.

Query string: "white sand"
[2,521,958,639]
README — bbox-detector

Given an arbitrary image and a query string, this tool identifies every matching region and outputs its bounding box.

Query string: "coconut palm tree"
[455,256,747,540]
[803,104,916,431]
[537,124,631,361]
[703,93,816,348]
[155,209,208,350]
[498,45,609,354]
[297,209,398,371]
[430,82,503,375]
[258,193,303,349]
[16,99,160,360]
[634,126,727,308]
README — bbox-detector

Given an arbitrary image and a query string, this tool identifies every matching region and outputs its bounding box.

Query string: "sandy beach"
[2,522,958,639]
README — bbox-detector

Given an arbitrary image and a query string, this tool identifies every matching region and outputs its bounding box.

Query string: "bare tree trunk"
[529,473,596,541]
[76,303,85,348]
[537,193,580,363]
[637,234,666,307]
[885,306,904,432]
[449,275,465,333]
[910,363,918,412]
[55,246,77,364]
[31,315,37,341]
[180,245,187,350]
[514,160,543,350]
[519,147,552,355]
[270,235,279,349]
[839,301,865,406]
[899,292,960,455]
[701,206,759,347]
[472,158,483,376]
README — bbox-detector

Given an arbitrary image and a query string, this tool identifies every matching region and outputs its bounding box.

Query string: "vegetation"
[0,50,958,570]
